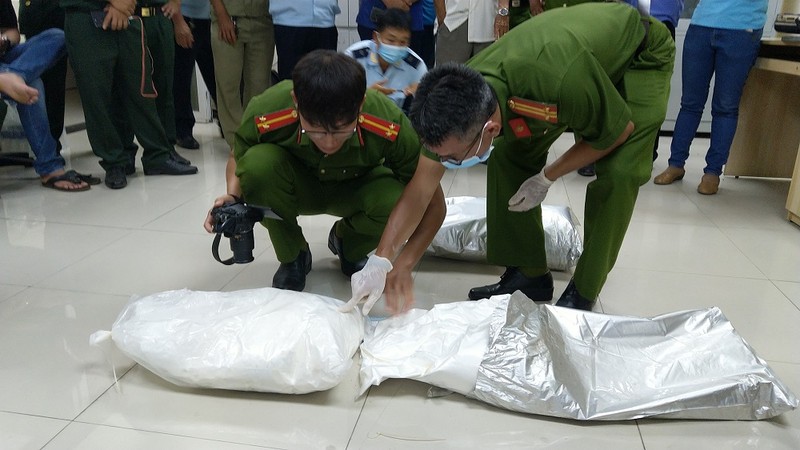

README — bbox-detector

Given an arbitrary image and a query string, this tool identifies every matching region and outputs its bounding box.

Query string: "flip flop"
[41,170,92,192]
[71,170,102,185]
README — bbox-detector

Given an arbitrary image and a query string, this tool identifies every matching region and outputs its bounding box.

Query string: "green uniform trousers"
[64,13,171,170]
[211,15,274,147]
[237,144,405,263]
[486,17,675,299]
[142,11,176,143]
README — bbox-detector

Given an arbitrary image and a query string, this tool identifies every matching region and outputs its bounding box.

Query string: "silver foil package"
[426,197,583,271]
[360,296,798,421]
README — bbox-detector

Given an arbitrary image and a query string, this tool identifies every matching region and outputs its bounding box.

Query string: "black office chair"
[0,101,35,168]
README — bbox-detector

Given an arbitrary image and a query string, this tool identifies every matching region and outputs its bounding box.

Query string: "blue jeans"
[668,24,762,176]
[1,28,67,176]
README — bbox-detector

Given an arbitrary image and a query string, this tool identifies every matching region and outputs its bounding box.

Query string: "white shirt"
[443,0,497,43]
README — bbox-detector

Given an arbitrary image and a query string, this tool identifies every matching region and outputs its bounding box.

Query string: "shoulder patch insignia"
[508,118,532,138]
[403,53,421,69]
[254,108,298,134]
[507,97,558,124]
[351,48,370,59]
[359,113,399,141]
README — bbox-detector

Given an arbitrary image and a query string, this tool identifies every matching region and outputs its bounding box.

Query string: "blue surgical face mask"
[377,39,409,64]
[441,123,494,170]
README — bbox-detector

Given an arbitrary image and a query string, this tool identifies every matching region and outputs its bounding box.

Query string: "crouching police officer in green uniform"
[204,50,446,292]
[343,2,674,314]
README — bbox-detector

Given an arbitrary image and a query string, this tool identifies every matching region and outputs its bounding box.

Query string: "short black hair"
[376,8,411,33]
[409,63,496,147]
[292,50,366,129]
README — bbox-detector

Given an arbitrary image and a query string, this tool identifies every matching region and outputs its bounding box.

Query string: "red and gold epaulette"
[358,113,399,142]
[507,97,558,124]
[254,108,298,134]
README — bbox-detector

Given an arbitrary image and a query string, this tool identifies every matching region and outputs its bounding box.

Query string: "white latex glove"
[340,255,394,315]
[508,171,554,212]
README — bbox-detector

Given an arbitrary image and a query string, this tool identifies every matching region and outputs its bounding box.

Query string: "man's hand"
[161,0,179,19]
[529,0,544,16]
[109,0,135,16]
[402,82,419,97]
[508,170,554,212]
[494,15,510,39]
[383,266,414,314]
[103,5,130,30]
[174,18,194,48]
[204,194,239,233]
[218,17,237,45]
[340,255,394,315]
[369,79,396,96]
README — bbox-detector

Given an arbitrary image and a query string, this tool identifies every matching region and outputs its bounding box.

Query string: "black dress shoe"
[272,250,312,291]
[577,163,596,177]
[468,268,554,301]
[327,223,368,277]
[555,279,595,311]
[169,149,192,166]
[176,135,200,150]
[105,166,127,189]
[144,158,199,175]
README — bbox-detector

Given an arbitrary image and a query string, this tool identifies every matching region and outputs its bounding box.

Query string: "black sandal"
[41,170,92,192]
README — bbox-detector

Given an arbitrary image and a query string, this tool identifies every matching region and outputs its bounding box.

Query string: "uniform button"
[342,169,347,173]
[320,169,326,174]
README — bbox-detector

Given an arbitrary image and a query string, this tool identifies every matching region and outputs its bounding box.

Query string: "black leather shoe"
[176,135,200,150]
[144,158,199,175]
[272,250,312,291]
[169,149,192,166]
[327,223,368,277]
[468,268,554,301]
[577,163,596,177]
[555,279,595,311]
[105,166,127,189]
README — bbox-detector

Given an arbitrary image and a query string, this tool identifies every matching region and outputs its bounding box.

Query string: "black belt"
[135,6,161,17]
[635,18,651,57]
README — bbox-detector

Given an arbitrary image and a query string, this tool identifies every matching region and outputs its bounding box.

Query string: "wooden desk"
[726,39,800,226]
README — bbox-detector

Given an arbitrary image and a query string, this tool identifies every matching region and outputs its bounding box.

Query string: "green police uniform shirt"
[234,80,421,184]
[465,2,645,153]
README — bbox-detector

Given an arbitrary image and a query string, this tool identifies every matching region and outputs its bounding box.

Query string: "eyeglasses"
[438,123,488,166]
[301,127,357,141]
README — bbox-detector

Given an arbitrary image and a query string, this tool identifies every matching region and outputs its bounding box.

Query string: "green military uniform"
[61,0,172,171]
[509,0,532,29]
[234,81,421,264]
[461,3,674,299]
[211,0,274,147]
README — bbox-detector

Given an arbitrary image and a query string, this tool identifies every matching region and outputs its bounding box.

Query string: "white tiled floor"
[1,106,799,449]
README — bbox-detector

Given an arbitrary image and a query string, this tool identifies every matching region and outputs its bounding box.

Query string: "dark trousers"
[173,17,217,139]
[274,25,338,81]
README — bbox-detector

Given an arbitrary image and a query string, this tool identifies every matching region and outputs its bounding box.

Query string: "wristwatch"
[497,7,510,16]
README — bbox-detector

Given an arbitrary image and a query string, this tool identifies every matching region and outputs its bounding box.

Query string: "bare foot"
[0,72,39,104]
[41,170,90,191]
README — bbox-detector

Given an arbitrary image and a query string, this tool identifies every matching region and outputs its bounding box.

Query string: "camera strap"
[212,233,235,265]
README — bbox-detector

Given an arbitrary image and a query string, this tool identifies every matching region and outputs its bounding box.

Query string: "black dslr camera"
[211,201,281,265]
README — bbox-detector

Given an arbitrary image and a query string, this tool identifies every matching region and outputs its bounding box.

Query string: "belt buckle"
[512,0,521,7]
[141,7,154,17]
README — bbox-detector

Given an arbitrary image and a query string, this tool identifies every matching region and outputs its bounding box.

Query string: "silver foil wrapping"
[360,296,798,421]
[426,197,583,271]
